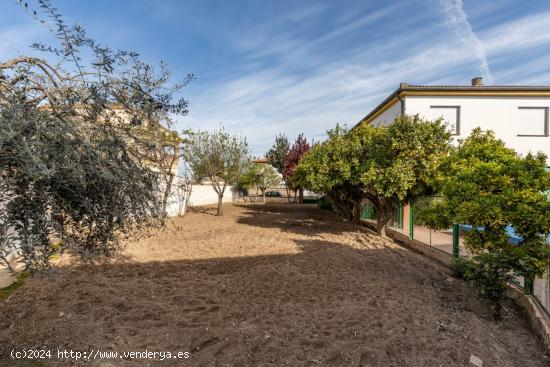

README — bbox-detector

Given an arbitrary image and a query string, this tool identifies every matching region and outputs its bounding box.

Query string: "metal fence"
[361,198,550,315]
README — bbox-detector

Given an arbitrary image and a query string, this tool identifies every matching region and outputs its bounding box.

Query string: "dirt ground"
[0,202,548,366]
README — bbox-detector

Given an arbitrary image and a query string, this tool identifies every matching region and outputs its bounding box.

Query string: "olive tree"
[0,0,191,271]
[422,129,550,319]
[129,124,184,214]
[241,164,281,202]
[182,127,249,216]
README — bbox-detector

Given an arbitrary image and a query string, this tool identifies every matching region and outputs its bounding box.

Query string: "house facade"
[359,77,550,159]
[357,77,550,232]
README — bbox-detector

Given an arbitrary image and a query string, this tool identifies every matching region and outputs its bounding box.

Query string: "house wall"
[404,95,550,160]
[370,100,402,126]
[165,183,234,217]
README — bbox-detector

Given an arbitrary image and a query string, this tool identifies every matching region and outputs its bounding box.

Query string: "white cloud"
[178,8,550,156]
[279,4,326,23]
[482,12,550,55]
[180,41,478,155]
[440,0,494,84]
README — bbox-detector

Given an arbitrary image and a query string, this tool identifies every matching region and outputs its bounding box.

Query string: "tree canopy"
[422,128,550,319]
[0,1,191,271]
[266,134,289,175]
[240,163,281,202]
[298,115,452,231]
[182,127,249,216]
[284,134,311,203]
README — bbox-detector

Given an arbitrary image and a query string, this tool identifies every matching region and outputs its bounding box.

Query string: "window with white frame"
[517,107,549,137]
[428,106,460,135]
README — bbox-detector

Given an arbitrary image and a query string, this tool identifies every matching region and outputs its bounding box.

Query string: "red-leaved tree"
[283,134,310,203]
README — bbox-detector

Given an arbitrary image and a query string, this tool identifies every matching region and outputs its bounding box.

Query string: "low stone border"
[507,285,550,350]
[361,219,550,351]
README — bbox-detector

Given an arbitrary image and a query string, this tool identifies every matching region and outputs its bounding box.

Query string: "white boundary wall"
[165,182,233,217]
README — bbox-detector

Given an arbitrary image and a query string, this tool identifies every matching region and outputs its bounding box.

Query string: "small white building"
[359,77,550,160]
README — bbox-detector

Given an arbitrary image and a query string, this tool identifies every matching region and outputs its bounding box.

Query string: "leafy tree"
[298,125,364,222]
[355,115,452,235]
[283,134,310,203]
[422,129,550,319]
[241,164,281,202]
[170,161,194,216]
[129,125,184,213]
[0,1,190,271]
[266,134,289,174]
[182,127,249,216]
[299,116,451,231]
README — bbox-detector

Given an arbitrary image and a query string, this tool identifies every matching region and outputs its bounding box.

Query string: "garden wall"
[165,183,233,217]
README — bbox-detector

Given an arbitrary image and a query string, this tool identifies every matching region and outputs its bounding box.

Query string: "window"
[428,106,460,135]
[517,107,549,137]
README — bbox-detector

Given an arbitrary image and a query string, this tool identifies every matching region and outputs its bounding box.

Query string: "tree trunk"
[285,182,292,203]
[375,216,386,236]
[371,199,386,236]
[162,173,175,214]
[179,185,192,216]
[262,189,266,203]
[298,188,304,204]
[374,200,394,237]
[216,194,224,216]
[351,203,361,224]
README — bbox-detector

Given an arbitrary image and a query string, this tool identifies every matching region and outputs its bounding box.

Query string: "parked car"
[265,191,281,197]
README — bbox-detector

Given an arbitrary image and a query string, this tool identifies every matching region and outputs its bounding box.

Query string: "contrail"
[440,0,494,84]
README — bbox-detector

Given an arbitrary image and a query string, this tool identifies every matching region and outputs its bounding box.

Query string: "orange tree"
[422,129,550,319]
[298,115,452,233]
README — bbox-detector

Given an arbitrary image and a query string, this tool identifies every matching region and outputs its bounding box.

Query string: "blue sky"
[2,0,550,156]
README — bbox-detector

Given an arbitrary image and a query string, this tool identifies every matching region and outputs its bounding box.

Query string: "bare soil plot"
[0,202,548,366]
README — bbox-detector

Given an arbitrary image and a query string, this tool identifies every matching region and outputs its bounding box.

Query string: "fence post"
[398,201,403,230]
[408,204,414,240]
[452,224,459,257]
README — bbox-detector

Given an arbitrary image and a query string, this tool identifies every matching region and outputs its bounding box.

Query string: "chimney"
[471,77,483,87]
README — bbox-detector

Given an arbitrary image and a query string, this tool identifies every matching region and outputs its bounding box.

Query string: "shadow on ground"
[0,202,546,367]
[235,202,366,238]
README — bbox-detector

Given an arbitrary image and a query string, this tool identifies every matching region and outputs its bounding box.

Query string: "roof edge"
[355,84,550,128]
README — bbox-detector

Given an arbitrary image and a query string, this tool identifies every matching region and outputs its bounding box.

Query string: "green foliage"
[424,128,550,319]
[0,1,190,271]
[452,256,471,279]
[1,105,164,270]
[182,127,249,215]
[298,124,363,221]
[266,134,289,175]
[239,163,280,201]
[317,196,333,211]
[298,116,452,230]
[255,164,281,194]
[355,115,452,204]
[0,272,30,301]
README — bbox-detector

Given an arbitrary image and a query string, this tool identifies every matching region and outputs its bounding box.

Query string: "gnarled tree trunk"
[216,194,224,216]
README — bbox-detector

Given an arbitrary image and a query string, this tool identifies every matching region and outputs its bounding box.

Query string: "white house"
[357,77,550,232]
[358,77,550,160]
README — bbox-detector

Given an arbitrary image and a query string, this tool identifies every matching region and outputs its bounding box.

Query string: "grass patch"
[0,271,30,301]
